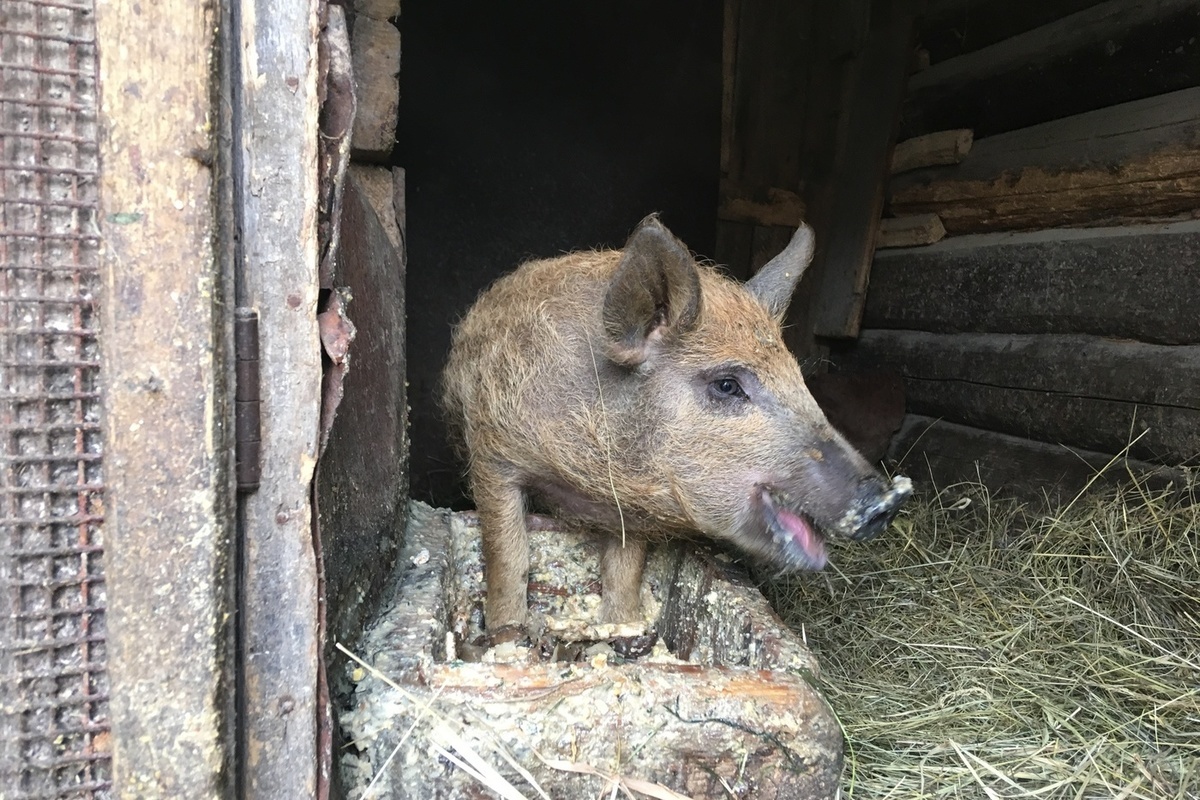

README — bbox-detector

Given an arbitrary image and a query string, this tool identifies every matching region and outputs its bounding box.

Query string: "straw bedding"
[764,473,1200,799]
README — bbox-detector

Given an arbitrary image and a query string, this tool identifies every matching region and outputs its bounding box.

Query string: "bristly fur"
[442,218,904,631]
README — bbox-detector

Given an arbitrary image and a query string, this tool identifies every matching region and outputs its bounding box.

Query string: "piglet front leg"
[473,468,530,638]
[598,535,647,624]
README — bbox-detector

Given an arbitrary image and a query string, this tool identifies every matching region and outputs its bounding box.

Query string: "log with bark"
[339,503,844,800]
[888,87,1200,234]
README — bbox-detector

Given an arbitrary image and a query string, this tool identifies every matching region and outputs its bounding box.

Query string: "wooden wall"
[835,0,1200,498]
[717,0,920,361]
[719,0,1200,498]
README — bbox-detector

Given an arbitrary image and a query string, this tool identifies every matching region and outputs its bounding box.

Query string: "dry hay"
[764,472,1200,799]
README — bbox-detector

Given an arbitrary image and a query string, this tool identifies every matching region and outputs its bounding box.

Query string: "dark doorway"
[398,0,724,507]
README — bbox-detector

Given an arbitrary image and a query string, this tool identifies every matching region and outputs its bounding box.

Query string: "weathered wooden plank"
[317,171,408,663]
[918,0,1107,64]
[902,0,1200,139]
[236,0,323,795]
[890,87,1200,234]
[876,213,946,248]
[864,221,1200,343]
[719,0,740,177]
[721,0,811,191]
[840,330,1200,464]
[349,17,401,158]
[787,0,868,358]
[98,0,234,795]
[811,0,919,338]
[888,415,1182,502]
[719,0,813,291]
[890,128,973,174]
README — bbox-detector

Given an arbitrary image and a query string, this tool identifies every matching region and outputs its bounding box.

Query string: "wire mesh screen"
[1,0,109,797]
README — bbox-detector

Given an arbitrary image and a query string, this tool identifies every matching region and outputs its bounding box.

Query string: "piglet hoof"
[483,624,530,648]
[610,630,659,660]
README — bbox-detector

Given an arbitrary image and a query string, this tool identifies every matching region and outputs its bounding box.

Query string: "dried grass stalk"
[765,472,1200,800]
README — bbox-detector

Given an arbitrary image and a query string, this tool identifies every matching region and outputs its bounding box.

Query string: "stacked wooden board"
[836,0,1200,498]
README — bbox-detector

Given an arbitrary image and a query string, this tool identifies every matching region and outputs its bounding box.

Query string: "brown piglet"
[443,215,911,634]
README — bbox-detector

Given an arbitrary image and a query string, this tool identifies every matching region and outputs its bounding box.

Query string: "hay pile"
[766,475,1200,799]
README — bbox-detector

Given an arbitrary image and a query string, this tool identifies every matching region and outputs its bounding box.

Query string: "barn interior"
[400,0,724,508]
[326,0,1200,795]
[400,0,1200,514]
[3,0,1198,797]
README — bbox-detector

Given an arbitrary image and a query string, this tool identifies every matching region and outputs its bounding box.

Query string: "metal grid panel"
[0,0,109,797]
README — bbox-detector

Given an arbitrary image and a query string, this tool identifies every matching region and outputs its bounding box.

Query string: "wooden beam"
[888,415,1182,502]
[865,221,1200,344]
[811,0,919,339]
[236,0,323,796]
[902,0,1200,138]
[890,128,973,174]
[717,0,813,284]
[876,213,946,248]
[720,0,811,192]
[918,0,1107,64]
[889,87,1200,234]
[841,330,1200,464]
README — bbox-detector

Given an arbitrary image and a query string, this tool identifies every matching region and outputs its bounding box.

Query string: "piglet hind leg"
[598,536,648,624]
[473,470,531,636]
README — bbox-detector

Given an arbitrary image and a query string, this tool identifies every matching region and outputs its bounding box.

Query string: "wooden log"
[876,213,946,248]
[864,221,1200,344]
[236,0,324,794]
[811,0,920,339]
[888,414,1183,502]
[889,87,1200,234]
[890,128,973,174]
[839,330,1200,464]
[350,17,401,158]
[717,181,807,227]
[902,0,1200,139]
[340,504,843,800]
[918,0,1107,64]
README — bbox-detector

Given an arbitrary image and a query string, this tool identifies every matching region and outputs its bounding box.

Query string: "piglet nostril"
[850,475,913,542]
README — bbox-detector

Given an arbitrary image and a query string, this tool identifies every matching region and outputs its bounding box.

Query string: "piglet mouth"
[760,488,827,570]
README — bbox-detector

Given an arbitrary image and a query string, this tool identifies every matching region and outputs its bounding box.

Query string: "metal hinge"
[235,307,262,492]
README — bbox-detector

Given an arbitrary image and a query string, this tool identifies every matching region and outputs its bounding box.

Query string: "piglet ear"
[603,215,702,367]
[745,223,815,321]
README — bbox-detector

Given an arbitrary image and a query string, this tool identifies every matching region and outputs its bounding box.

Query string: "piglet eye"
[711,377,746,399]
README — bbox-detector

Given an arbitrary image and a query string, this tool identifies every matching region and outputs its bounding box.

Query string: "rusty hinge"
[235,307,262,492]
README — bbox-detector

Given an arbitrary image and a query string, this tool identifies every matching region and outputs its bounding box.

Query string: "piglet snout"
[848,475,913,542]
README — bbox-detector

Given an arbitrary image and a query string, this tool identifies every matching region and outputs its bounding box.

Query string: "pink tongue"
[776,506,827,568]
